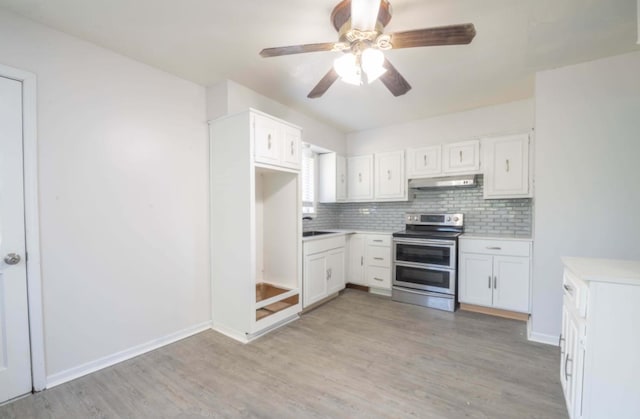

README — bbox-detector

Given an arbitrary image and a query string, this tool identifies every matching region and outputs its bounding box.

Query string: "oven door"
[393,238,456,270]
[393,262,456,295]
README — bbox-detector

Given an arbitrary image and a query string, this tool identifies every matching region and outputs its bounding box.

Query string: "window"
[302,148,316,216]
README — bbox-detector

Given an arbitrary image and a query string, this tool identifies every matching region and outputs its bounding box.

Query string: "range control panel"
[405,213,463,227]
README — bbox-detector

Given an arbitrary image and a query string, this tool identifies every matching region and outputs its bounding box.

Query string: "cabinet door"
[336,155,347,201]
[303,253,328,308]
[443,140,480,174]
[458,252,493,307]
[374,151,406,200]
[562,310,580,418]
[492,256,530,313]
[347,155,374,200]
[253,114,281,165]
[367,266,391,289]
[348,235,367,285]
[483,134,530,199]
[282,125,301,168]
[407,146,441,177]
[326,248,345,295]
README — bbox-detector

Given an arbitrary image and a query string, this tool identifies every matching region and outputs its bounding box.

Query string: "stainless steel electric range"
[391,213,464,312]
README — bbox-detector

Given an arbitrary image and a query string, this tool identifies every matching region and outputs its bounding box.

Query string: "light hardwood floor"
[1,290,567,418]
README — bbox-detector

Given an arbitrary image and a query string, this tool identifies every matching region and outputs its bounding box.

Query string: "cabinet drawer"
[459,238,531,257]
[303,236,346,256]
[366,234,391,247]
[563,269,588,318]
[367,245,391,268]
[367,266,391,289]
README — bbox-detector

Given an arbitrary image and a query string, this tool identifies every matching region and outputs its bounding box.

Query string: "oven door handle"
[393,238,456,247]
[393,261,455,272]
[393,287,453,298]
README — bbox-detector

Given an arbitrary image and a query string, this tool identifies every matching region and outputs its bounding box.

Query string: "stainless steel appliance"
[392,213,464,312]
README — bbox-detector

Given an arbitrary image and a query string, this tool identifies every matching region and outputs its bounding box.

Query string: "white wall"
[206,80,347,154]
[532,51,640,339]
[0,10,210,381]
[347,99,534,155]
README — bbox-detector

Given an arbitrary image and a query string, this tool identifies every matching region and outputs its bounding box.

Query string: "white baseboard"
[46,320,212,389]
[211,323,249,344]
[527,320,559,346]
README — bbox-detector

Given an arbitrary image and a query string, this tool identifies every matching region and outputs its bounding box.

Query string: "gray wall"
[305,176,532,236]
[532,51,640,340]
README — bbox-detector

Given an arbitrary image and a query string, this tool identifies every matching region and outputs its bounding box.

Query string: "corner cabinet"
[318,152,347,203]
[209,109,302,343]
[560,258,640,419]
[482,133,532,199]
[458,237,532,313]
[374,150,406,200]
[347,233,392,296]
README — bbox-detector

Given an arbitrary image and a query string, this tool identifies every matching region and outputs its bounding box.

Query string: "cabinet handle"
[488,275,492,288]
[563,284,574,295]
[559,334,565,355]
[423,155,427,166]
[373,277,384,282]
[290,141,294,156]
[341,174,345,184]
[373,239,383,243]
[505,159,510,172]
[459,150,463,162]
[486,246,502,250]
[360,256,363,266]
[494,276,497,289]
[374,257,384,261]
[267,134,272,150]
[564,354,572,380]
[326,269,330,280]
[387,170,391,180]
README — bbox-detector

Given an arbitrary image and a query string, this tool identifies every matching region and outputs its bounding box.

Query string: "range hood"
[408,175,477,189]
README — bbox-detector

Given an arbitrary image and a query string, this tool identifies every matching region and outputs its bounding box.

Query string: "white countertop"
[563,257,640,286]
[302,229,394,242]
[460,233,533,241]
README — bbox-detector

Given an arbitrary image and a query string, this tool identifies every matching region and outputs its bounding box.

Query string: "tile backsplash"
[304,176,532,237]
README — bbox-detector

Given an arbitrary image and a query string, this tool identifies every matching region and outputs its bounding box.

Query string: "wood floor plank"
[0,289,567,418]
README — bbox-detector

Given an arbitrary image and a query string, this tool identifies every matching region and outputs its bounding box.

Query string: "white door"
[335,155,347,201]
[303,253,328,307]
[492,255,530,312]
[326,248,345,295]
[407,146,441,178]
[347,155,373,200]
[282,125,301,169]
[442,140,480,174]
[483,134,530,198]
[347,235,366,285]
[458,253,493,307]
[0,76,32,402]
[374,151,405,200]
[253,114,281,165]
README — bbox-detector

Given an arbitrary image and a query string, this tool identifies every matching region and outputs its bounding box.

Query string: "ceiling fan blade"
[307,68,340,99]
[379,59,411,97]
[351,0,381,31]
[389,24,476,49]
[260,42,338,58]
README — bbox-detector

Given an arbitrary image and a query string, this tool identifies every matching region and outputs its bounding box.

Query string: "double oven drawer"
[393,238,457,295]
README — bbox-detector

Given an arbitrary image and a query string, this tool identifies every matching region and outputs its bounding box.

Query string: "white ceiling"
[1,0,638,132]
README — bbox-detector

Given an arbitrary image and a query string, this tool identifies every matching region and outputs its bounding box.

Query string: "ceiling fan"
[259,0,476,99]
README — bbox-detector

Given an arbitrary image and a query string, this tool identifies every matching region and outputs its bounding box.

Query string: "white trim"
[212,323,250,344]
[527,319,559,346]
[46,321,212,389]
[0,63,46,392]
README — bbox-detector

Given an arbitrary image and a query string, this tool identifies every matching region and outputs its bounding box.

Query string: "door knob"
[4,253,21,265]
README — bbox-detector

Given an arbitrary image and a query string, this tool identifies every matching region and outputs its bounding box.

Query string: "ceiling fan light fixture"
[361,48,386,83]
[351,0,382,31]
[333,53,363,85]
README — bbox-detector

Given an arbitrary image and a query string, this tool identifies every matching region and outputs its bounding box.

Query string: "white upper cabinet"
[406,145,441,178]
[442,140,480,174]
[253,112,301,170]
[374,150,406,200]
[347,155,374,201]
[482,133,532,199]
[318,153,347,203]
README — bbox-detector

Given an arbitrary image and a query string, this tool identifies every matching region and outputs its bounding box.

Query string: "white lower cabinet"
[458,237,532,313]
[303,236,346,307]
[347,233,392,295]
[560,258,640,419]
